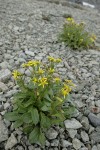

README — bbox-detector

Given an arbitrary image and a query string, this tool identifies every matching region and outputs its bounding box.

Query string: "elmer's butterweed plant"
[4,57,75,145]
[59,17,96,50]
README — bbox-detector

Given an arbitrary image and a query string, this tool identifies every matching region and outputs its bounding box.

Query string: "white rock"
[95,100,100,107]
[72,138,81,150]
[92,145,98,150]
[25,50,35,57]
[64,118,82,129]
[4,102,10,110]
[5,133,17,150]
[0,69,11,82]
[0,120,8,142]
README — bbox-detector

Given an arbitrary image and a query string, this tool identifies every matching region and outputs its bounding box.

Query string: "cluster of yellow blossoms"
[12,57,75,98]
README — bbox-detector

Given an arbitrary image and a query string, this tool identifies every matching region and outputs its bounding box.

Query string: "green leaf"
[44,94,51,101]
[23,125,33,134]
[30,108,39,125]
[13,119,23,128]
[40,112,51,129]
[29,127,40,144]
[41,105,50,111]
[4,112,19,121]
[22,113,32,123]
[39,129,46,146]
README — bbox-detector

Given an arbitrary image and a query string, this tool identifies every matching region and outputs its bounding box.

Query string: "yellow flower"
[32,78,38,84]
[65,80,75,87]
[48,56,56,62]
[37,67,44,74]
[80,39,83,43]
[62,84,71,98]
[38,77,48,88]
[67,17,74,23]
[12,70,22,79]
[55,58,62,63]
[22,60,40,67]
[48,68,55,73]
[54,77,61,82]
[90,37,95,43]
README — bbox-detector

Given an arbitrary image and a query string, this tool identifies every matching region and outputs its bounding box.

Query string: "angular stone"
[46,128,58,140]
[0,82,8,92]
[0,120,8,142]
[5,133,17,150]
[61,139,72,148]
[25,50,35,57]
[95,100,100,107]
[81,131,89,142]
[67,129,77,139]
[90,131,100,143]
[72,138,81,150]
[64,118,82,129]
[0,69,11,82]
[88,113,100,127]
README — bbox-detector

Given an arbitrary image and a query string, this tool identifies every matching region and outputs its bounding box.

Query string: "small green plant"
[59,17,96,50]
[4,57,75,145]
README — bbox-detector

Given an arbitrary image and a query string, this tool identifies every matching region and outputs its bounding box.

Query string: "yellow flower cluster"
[38,77,48,88]
[22,60,40,67]
[48,56,62,63]
[61,84,72,98]
[12,70,22,79]
[67,17,75,23]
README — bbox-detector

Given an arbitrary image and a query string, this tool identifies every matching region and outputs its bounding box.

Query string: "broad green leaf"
[44,94,51,101]
[41,105,50,111]
[22,113,32,123]
[4,112,19,121]
[23,125,33,134]
[29,127,40,144]
[40,112,51,129]
[13,119,23,128]
[30,108,39,125]
[39,129,46,146]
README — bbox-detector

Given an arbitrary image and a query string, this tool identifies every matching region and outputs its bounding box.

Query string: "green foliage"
[59,17,96,50]
[4,57,75,146]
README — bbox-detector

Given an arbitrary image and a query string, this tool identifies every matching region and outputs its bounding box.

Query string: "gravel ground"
[0,0,100,149]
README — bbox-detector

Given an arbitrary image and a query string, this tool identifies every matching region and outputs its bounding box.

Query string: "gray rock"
[64,118,82,129]
[61,139,72,147]
[0,120,8,142]
[92,145,98,150]
[5,133,18,150]
[46,128,58,140]
[81,131,89,142]
[0,82,8,92]
[0,69,11,82]
[81,116,90,130]
[51,139,59,147]
[67,129,77,139]
[4,102,10,110]
[90,131,100,143]
[72,138,82,150]
[25,50,35,57]
[95,100,100,107]
[88,113,100,127]
[0,61,9,69]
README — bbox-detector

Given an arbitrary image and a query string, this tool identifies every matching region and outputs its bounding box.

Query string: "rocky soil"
[0,0,100,149]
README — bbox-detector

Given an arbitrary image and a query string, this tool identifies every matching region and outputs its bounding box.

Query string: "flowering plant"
[5,57,75,145]
[59,17,96,50]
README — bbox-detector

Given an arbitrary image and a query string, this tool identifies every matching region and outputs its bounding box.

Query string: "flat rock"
[61,139,72,147]
[46,128,58,140]
[0,82,8,92]
[72,138,81,150]
[64,118,82,129]
[90,131,100,143]
[5,133,17,150]
[81,131,89,142]
[0,120,8,142]
[88,113,100,127]
[0,69,11,82]
[25,50,35,57]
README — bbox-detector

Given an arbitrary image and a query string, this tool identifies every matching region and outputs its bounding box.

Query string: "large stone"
[25,50,35,57]
[46,128,58,140]
[5,133,17,150]
[0,69,11,82]
[0,82,8,92]
[88,113,100,127]
[81,131,89,142]
[67,129,77,139]
[64,118,82,129]
[61,140,72,147]
[0,120,8,142]
[90,131,100,143]
[72,138,81,150]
